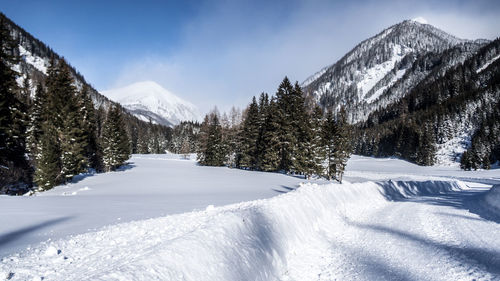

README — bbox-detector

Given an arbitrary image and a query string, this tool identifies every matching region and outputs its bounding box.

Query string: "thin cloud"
[110,0,500,115]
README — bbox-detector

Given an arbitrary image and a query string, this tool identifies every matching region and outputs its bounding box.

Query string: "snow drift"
[0,180,476,280]
[484,185,500,212]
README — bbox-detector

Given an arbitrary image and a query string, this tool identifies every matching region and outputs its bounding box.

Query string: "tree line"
[0,20,130,194]
[197,77,352,182]
[355,38,500,169]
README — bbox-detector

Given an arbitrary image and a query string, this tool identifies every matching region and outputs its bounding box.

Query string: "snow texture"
[476,53,500,73]
[411,17,428,24]
[1,155,500,280]
[18,45,48,75]
[484,185,500,212]
[101,81,201,126]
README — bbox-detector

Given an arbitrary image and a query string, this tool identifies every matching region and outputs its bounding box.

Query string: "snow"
[365,68,406,103]
[18,46,48,75]
[101,81,201,125]
[435,133,471,166]
[301,65,330,87]
[1,154,500,280]
[484,185,500,211]
[411,17,428,25]
[0,154,314,257]
[356,45,410,99]
[476,53,500,73]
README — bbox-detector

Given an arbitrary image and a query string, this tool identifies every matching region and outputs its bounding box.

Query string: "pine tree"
[275,77,296,172]
[60,93,88,180]
[34,123,61,190]
[206,112,226,166]
[255,93,270,168]
[311,106,326,177]
[460,150,471,170]
[416,125,436,166]
[239,97,260,169]
[26,83,46,161]
[332,107,352,183]
[260,98,281,171]
[77,85,101,171]
[101,106,131,171]
[0,17,31,192]
[196,115,210,164]
[322,110,337,180]
[290,82,317,178]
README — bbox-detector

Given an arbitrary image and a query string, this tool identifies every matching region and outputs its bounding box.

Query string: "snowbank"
[377,179,469,200]
[0,180,471,280]
[484,185,500,212]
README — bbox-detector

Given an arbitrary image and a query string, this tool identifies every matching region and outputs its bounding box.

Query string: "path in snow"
[1,155,500,280]
[306,185,500,281]
[0,154,318,257]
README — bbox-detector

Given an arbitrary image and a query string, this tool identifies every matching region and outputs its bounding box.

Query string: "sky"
[2,0,500,114]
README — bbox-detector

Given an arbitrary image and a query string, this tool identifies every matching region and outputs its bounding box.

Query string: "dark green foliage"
[0,17,31,193]
[198,77,353,181]
[275,77,297,171]
[332,107,352,183]
[33,123,61,190]
[101,106,131,171]
[78,85,102,171]
[197,110,226,166]
[60,94,88,180]
[239,96,260,169]
[322,110,337,180]
[355,38,500,169]
[259,98,281,171]
[461,100,500,170]
[26,83,46,160]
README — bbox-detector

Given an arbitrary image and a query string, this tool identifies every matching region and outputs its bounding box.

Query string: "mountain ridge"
[301,19,487,123]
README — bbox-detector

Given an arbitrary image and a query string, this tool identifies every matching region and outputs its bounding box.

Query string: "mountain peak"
[410,17,428,25]
[101,81,200,126]
[301,19,485,124]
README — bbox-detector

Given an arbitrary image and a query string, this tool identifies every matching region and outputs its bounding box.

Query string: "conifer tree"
[260,98,281,171]
[60,93,88,180]
[290,82,316,177]
[332,107,352,183]
[78,85,101,171]
[34,123,61,190]
[239,97,260,169]
[255,93,270,168]
[0,17,31,192]
[311,106,326,176]
[322,110,337,180]
[416,125,436,166]
[26,83,46,160]
[196,115,210,164]
[206,112,226,166]
[101,106,131,171]
[275,77,296,171]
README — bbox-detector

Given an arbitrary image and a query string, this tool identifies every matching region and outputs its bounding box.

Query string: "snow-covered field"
[1,154,500,280]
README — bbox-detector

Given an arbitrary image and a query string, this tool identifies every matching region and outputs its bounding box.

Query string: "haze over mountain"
[102,81,201,127]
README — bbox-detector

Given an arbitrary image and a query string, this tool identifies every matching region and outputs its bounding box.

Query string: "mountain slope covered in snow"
[302,18,499,166]
[302,19,485,123]
[102,81,200,127]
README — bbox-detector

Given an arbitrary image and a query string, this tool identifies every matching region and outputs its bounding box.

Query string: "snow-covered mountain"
[101,81,200,127]
[302,19,487,123]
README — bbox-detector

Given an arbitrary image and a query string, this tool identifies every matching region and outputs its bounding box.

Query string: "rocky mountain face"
[302,19,487,123]
[303,19,499,166]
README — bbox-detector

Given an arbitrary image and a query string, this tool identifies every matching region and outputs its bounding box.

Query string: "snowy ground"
[1,154,500,280]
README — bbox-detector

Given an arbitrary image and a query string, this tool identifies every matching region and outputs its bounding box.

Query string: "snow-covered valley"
[1,155,499,280]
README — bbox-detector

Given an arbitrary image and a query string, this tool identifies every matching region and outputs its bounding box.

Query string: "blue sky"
[2,0,500,114]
